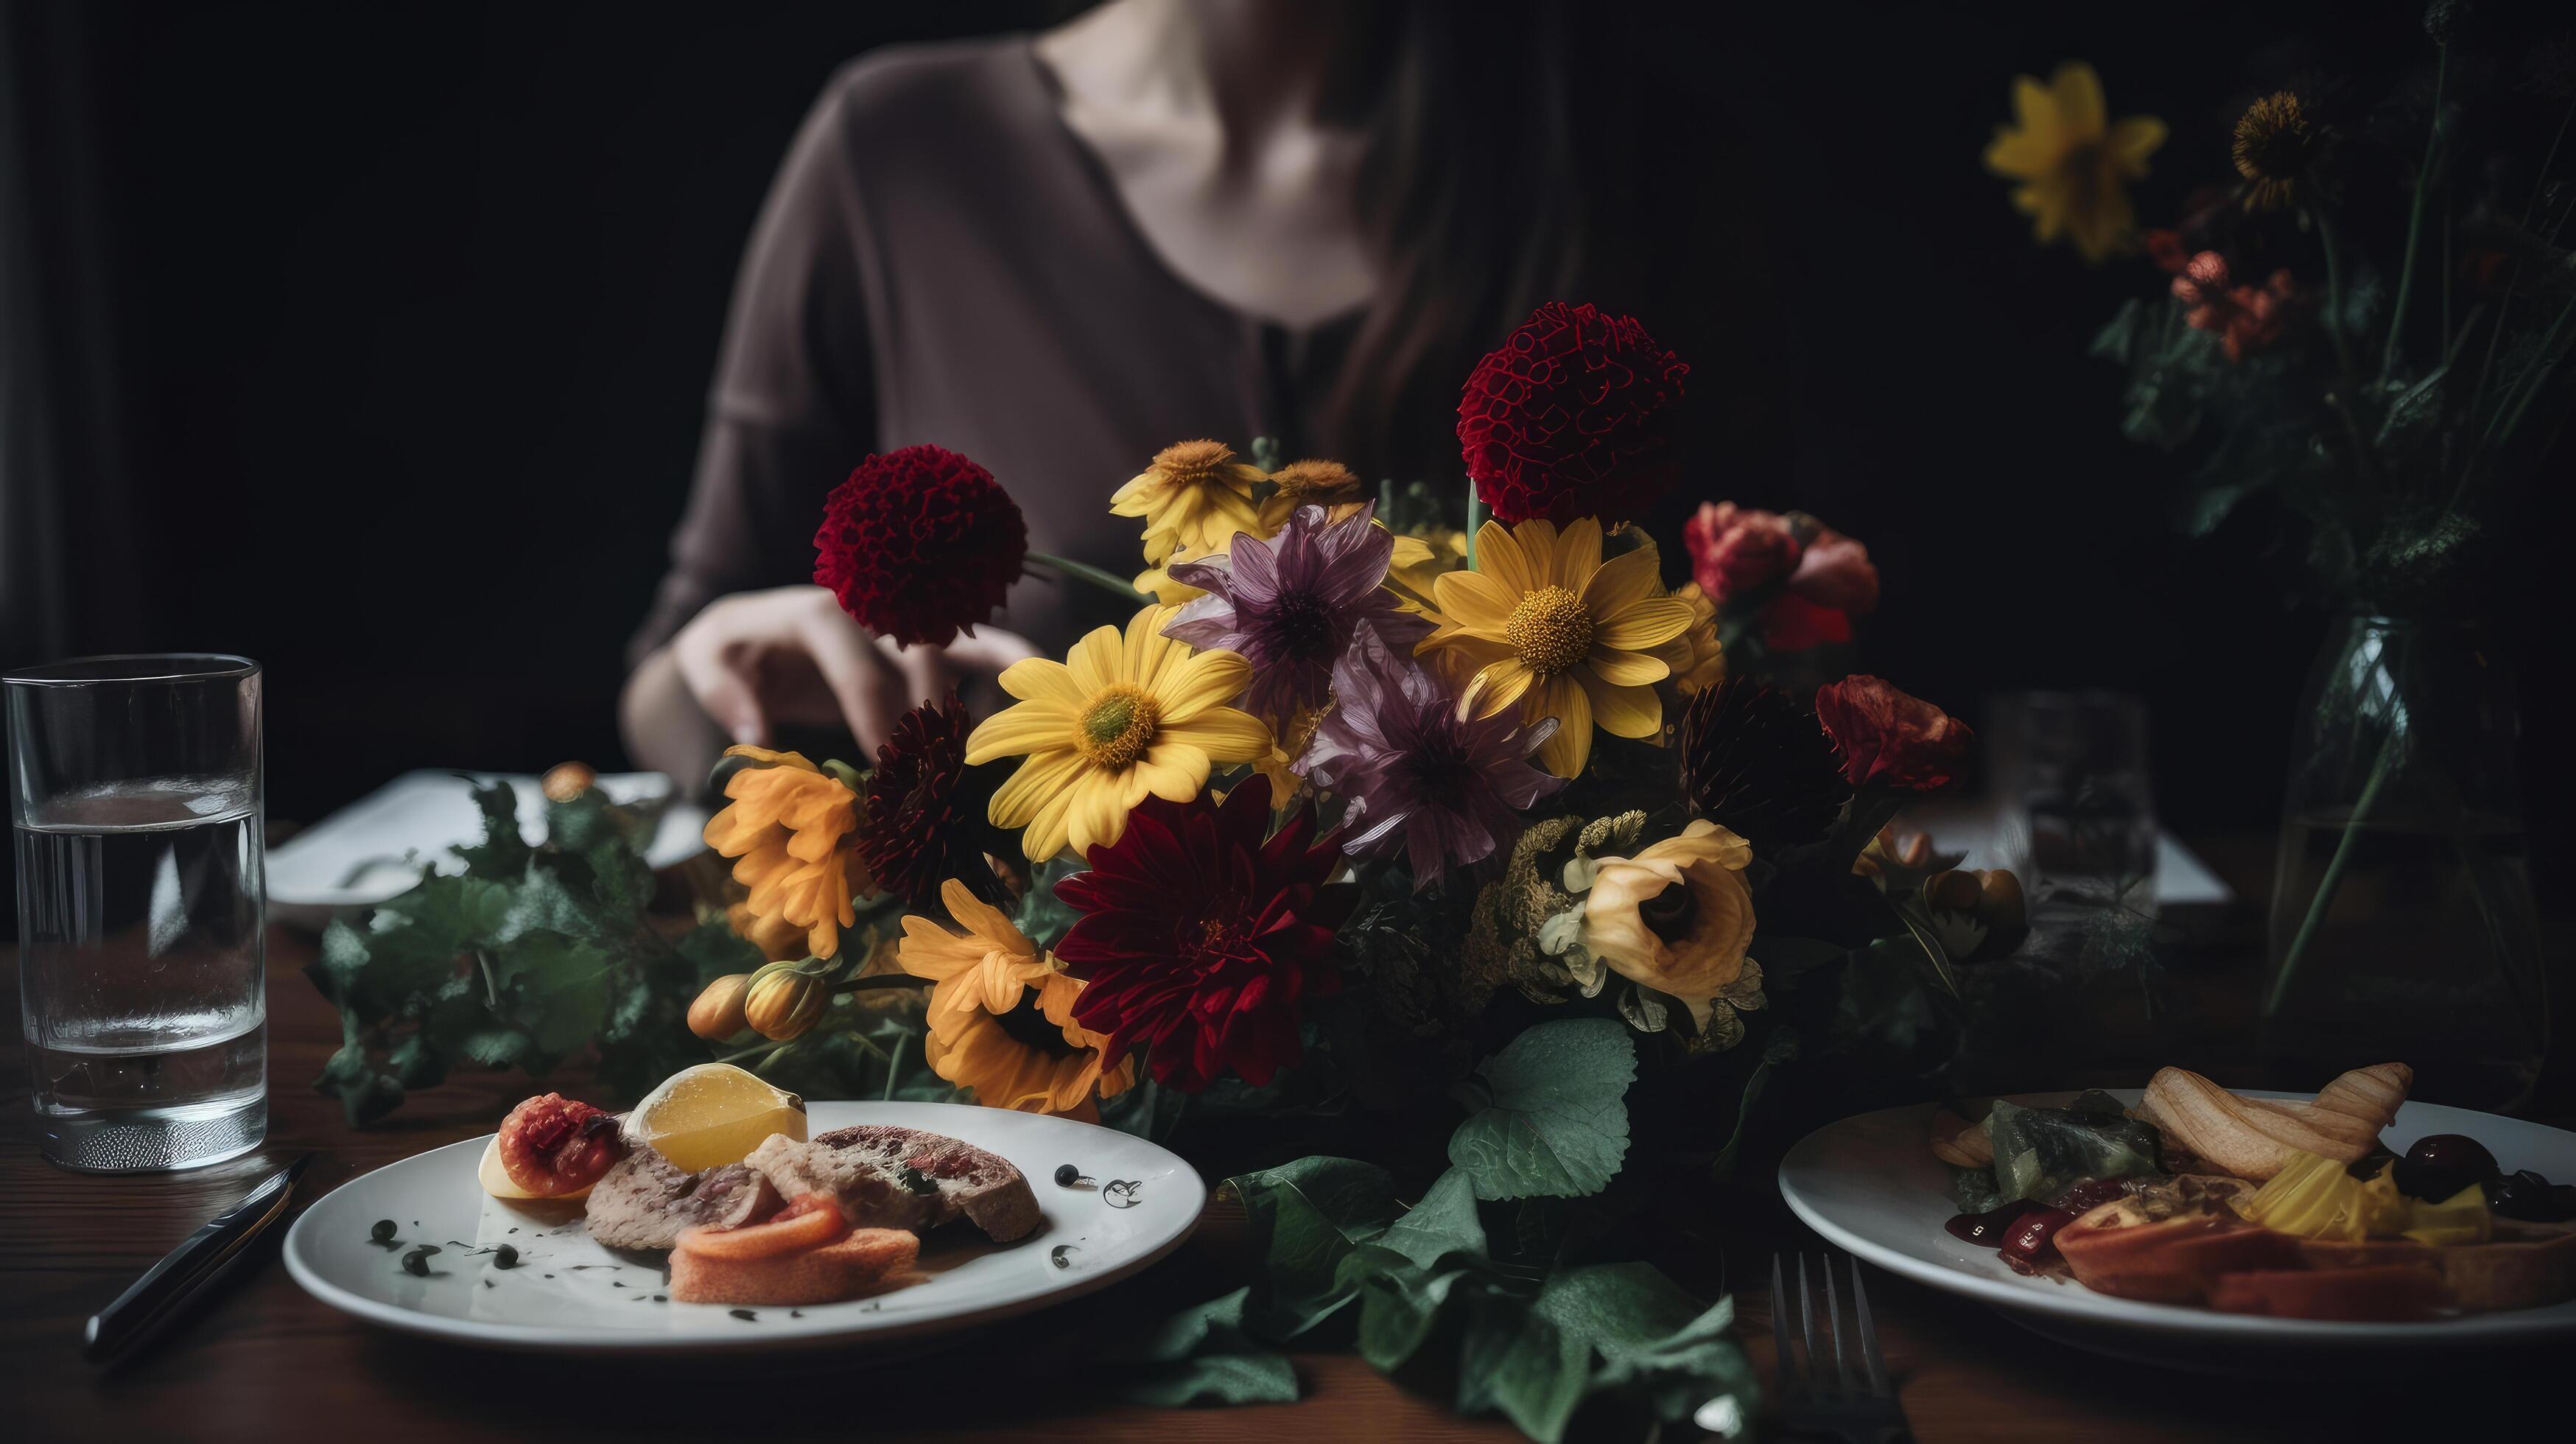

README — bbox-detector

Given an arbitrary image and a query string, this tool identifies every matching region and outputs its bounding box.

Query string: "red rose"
[813,445,1028,647]
[1456,301,1689,525]
[1685,502,1802,602]
[1814,675,1973,791]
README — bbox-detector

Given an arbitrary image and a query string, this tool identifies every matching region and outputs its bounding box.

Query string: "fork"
[1769,1251,1911,1443]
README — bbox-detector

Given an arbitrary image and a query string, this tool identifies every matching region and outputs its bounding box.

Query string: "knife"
[83,1151,317,1364]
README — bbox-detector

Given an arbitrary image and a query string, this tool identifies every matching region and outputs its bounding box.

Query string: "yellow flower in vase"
[1652,581,1727,699]
[964,603,1271,860]
[1984,61,2166,263]
[1582,820,1761,1041]
[2232,91,2317,213]
[897,878,1135,1116]
[1111,439,1266,564]
[702,746,863,961]
[1256,458,1367,533]
[1418,518,1694,777]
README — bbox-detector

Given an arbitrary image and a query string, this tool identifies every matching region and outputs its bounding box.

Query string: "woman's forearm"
[620,644,727,792]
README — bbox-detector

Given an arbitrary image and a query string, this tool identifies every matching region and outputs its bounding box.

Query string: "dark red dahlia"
[813,445,1028,647]
[1055,777,1350,1093]
[1678,675,1851,852]
[855,693,1006,910]
[1456,301,1689,526]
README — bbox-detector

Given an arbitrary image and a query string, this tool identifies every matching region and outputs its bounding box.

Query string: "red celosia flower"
[855,693,1004,911]
[813,445,1028,647]
[1814,675,1974,791]
[1056,777,1350,1093]
[1456,301,1690,525]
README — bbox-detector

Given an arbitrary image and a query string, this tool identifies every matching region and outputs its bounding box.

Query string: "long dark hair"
[1327,0,1653,483]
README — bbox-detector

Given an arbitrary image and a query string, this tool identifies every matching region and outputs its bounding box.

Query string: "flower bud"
[743,961,829,1041]
[541,761,597,803]
[1979,868,2030,956]
[687,973,752,1040]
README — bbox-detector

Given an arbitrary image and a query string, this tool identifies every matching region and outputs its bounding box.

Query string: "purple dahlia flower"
[1302,631,1565,887]
[1163,502,1431,726]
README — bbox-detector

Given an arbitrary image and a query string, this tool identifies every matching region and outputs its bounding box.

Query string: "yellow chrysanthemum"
[1984,61,2166,264]
[965,603,1272,861]
[1111,439,1266,565]
[1256,458,1367,534]
[1419,519,1695,777]
[897,878,1134,1117]
[702,746,862,961]
[1653,581,1727,698]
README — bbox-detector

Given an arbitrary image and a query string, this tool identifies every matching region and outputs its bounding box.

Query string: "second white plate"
[1779,1089,2576,1364]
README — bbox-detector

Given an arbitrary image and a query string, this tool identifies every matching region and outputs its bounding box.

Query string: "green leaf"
[1447,1020,1636,1200]
[1011,855,1088,950]
[1226,1156,1399,1337]
[1376,1168,1487,1268]
[449,779,530,875]
[1110,1287,1302,1407]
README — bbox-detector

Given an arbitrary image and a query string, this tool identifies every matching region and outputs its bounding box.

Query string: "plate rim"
[283,1101,1207,1353]
[1777,1089,2576,1347]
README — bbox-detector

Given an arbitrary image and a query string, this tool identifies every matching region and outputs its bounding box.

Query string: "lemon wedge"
[625,1063,807,1173]
[478,1134,592,1203]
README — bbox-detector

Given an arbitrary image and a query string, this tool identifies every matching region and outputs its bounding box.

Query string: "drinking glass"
[1988,690,2158,916]
[7,654,267,1171]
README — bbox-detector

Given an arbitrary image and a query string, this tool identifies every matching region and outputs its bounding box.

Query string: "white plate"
[269,769,712,908]
[1780,1090,2576,1365]
[284,1102,1205,1353]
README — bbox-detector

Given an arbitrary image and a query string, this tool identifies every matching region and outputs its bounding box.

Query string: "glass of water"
[7,654,267,1171]
[1989,690,2158,916]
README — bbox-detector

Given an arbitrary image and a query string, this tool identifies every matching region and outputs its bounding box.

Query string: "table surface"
[10,837,2572,1443]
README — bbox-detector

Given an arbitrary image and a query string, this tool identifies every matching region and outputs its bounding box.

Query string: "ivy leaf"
[1467,1264,1760,1443]
[1226,1155,1397,1337]
[449,779,530,875]
[1447,1019,1636,1200]
[1011,855,1088,950]
[1109,1287,1301,1408]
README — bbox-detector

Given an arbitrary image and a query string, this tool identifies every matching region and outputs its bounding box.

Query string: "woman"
[621,0,1777,783]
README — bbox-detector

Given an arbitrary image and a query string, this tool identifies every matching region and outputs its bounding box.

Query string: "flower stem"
[2262,728,2399,1019]
[2379,43,2446,385]
[2316,211,2362,394]
[882,1031,908,1101]
[1028,550,1148,603]
[1465,487,1487,567]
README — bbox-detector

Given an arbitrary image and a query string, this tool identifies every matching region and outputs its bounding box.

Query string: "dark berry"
[1054,1164,1081,1187]
[370,1219,396,1243]
[2393,1134,2500,1202]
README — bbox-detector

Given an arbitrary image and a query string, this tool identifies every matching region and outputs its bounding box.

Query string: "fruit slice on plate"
[478,1135,590,1203]
[626,1063,807,1173]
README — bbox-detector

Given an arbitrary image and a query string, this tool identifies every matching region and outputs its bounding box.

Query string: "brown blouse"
[630,35,1365,666]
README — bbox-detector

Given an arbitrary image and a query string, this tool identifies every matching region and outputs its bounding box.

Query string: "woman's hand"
[667,585,1035,757]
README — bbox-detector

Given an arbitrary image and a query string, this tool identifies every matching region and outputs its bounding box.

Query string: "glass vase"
[2261,615,2544,1108]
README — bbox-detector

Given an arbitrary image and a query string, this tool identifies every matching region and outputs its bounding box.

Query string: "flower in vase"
[1257,458,1367,533]
[1056,777,1348,1092]
[2173,251,2297,362]
[964,604,1271,861]
[1110,440,1266,564]
[1457,301,1689,526]
[1300,631,1566,886]
[1582,820,1763,1037]
[857,694,1004,911]
[1684,502,1801,601]
[897,877,1134,1116]
[1653,581,1727,697]
[2232,91,2317,213]
[1983,61,2166,263]
[703,746,863,960]
[1418,518,1694,777]
[1814,676,1974,791]
[1678,674,1850,852]
[1164,502,1431,727]
[813,445,1027,647]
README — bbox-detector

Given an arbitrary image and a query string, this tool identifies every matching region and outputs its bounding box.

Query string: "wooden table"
[9,879,2570,1442]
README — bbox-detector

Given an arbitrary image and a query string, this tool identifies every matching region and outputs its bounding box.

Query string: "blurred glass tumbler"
[1990,691,2158,912]
[7,655,267,1171]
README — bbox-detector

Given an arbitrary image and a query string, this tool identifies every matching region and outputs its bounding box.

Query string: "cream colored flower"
[1582,819,1757,1030]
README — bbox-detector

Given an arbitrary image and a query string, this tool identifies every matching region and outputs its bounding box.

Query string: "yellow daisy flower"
[964,603,1272,861]
[897,878,1135,1116]
[1385,525,1467,621]
[1983,61,2166,264]
[1420,519,1696,777]
[1255,458,1366,534]
[1653,581,1727,698]
[1135,537,1227,606]
[1110,439,1266,565]
[702,746,862,961]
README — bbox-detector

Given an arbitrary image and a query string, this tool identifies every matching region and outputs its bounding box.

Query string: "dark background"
[1,1,2556,928]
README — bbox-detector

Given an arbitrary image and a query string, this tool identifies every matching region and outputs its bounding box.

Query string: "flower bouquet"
[313,302,2010,1436]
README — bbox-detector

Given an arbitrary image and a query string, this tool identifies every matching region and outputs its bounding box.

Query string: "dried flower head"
[2232,91,2317,212]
